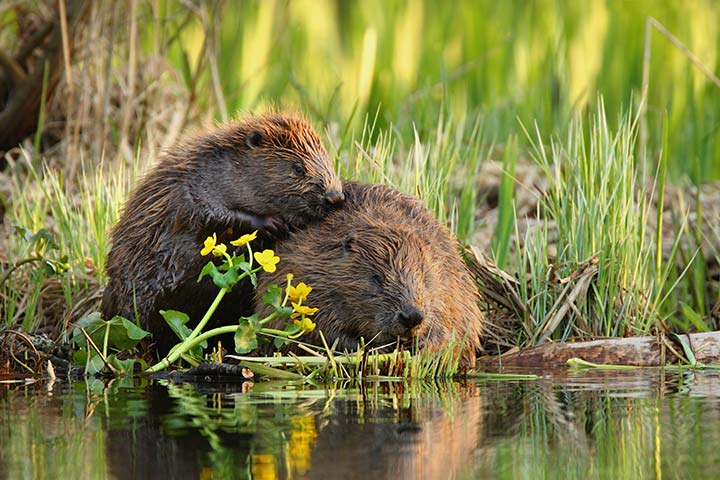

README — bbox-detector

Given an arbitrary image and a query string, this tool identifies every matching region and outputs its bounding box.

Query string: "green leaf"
[273,336,290,349]
[222,267,240,288]
[262,284,283,308]
[40,259,58,276]
[72,312,147,351]
[85,354,106,376]
[680,302,711,332]
[260,284,292,316]
[15,226,59,251]
[235,259,253,276]
[121,318,151,341]
[74,311,103,330]
[72,349,87,367]
[160,310,193,340]
[234,256,257,288]
[198,261,219,282]
[234,314,260,354]
[197,261,240,288]
[108,355,138,373]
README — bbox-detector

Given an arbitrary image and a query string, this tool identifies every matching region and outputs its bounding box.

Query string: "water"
[2,369,720,479]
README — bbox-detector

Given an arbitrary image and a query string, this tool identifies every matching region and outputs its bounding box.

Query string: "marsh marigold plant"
[146,232,320,372]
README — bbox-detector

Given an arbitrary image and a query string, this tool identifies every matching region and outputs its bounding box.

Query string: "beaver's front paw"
[250,215,289,239]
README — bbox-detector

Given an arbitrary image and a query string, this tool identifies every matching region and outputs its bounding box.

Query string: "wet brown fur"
[102,112,342,354]
[256,182,483,369]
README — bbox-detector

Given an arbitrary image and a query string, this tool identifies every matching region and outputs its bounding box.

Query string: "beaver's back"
[101,112,343,355]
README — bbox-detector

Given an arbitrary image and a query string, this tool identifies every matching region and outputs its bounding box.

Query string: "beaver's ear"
[341,233,355,253]
[246,130,264,149]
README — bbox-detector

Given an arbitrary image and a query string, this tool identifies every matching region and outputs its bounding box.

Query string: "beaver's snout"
[398,304,424,330]
[324,188,345,207]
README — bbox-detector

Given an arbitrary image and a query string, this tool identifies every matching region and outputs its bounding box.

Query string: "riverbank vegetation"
[1,0,718,377]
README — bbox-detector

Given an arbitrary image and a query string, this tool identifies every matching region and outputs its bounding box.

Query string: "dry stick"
[99,2,117,157]
[3,330,41,374]
[58,0,73,89]
[206,4,228,123]
[118,0,138,163]
[639,16,720,168]
[78,327,120,376]
[534,265,598,345]
[58,0,78,180]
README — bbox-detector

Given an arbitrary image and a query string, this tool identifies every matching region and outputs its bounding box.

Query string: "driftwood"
[477,331,720,368]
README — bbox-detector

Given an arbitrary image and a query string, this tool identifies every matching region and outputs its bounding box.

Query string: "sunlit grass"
[491,99,682,346]
[3,151,135,330]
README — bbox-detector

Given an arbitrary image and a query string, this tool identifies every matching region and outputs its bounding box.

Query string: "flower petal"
[230,230,258,247]
[201,233,217,256]
[254,249,280,273]
[212,243,227,257]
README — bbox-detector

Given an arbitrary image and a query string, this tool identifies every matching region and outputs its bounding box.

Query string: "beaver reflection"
[298,383,484,479]
[103,381,484,479]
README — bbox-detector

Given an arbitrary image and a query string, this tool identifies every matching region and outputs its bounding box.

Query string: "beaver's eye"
[293,163,305,177]
[370,274,385,293]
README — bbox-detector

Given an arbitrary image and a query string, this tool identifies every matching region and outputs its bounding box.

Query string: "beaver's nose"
[324,188,345,207]
[398,305,423,330]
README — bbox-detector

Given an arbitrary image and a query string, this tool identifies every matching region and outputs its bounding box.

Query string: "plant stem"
[172,325,238,355]
[146,287,228,372]
[188,287,227,342]
[260,327,292,336]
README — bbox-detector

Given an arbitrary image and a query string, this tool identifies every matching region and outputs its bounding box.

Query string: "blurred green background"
[152,0,719,180]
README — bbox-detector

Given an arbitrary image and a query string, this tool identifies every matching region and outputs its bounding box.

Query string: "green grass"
[3,152,135,331]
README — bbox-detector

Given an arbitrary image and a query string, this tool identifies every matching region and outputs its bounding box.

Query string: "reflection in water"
[302,382,482,479]
[2,370,720,478]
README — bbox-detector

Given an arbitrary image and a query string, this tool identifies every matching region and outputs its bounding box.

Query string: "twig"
[118,0,138,162]
[78,327,120,375]
[3,330,42,374]
[58,0,73,90]
[0,256,43,289]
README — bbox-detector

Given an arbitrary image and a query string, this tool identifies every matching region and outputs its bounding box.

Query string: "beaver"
[255,182,483,369]
[101,112,344,354]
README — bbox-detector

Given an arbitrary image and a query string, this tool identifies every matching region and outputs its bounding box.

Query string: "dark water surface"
[2,369,720,479]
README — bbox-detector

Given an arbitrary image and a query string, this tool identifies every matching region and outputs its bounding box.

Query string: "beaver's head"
[326,225,450,349]
[185,112,343,228]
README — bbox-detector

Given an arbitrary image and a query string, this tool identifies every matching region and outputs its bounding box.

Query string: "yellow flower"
[254,249,280,273]
[201,234,218,256]
[291,302,319,319]
[286,273,294,282]
[212,243,227,257]
[286,282,312,303]
[230,230,258,247]
[201,233,228,257]
[293,316,316,334]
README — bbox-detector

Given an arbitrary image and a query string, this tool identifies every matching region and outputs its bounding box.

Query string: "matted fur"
[256,182,483,369]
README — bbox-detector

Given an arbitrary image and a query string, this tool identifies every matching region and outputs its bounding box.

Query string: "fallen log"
[477,331,720,368]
